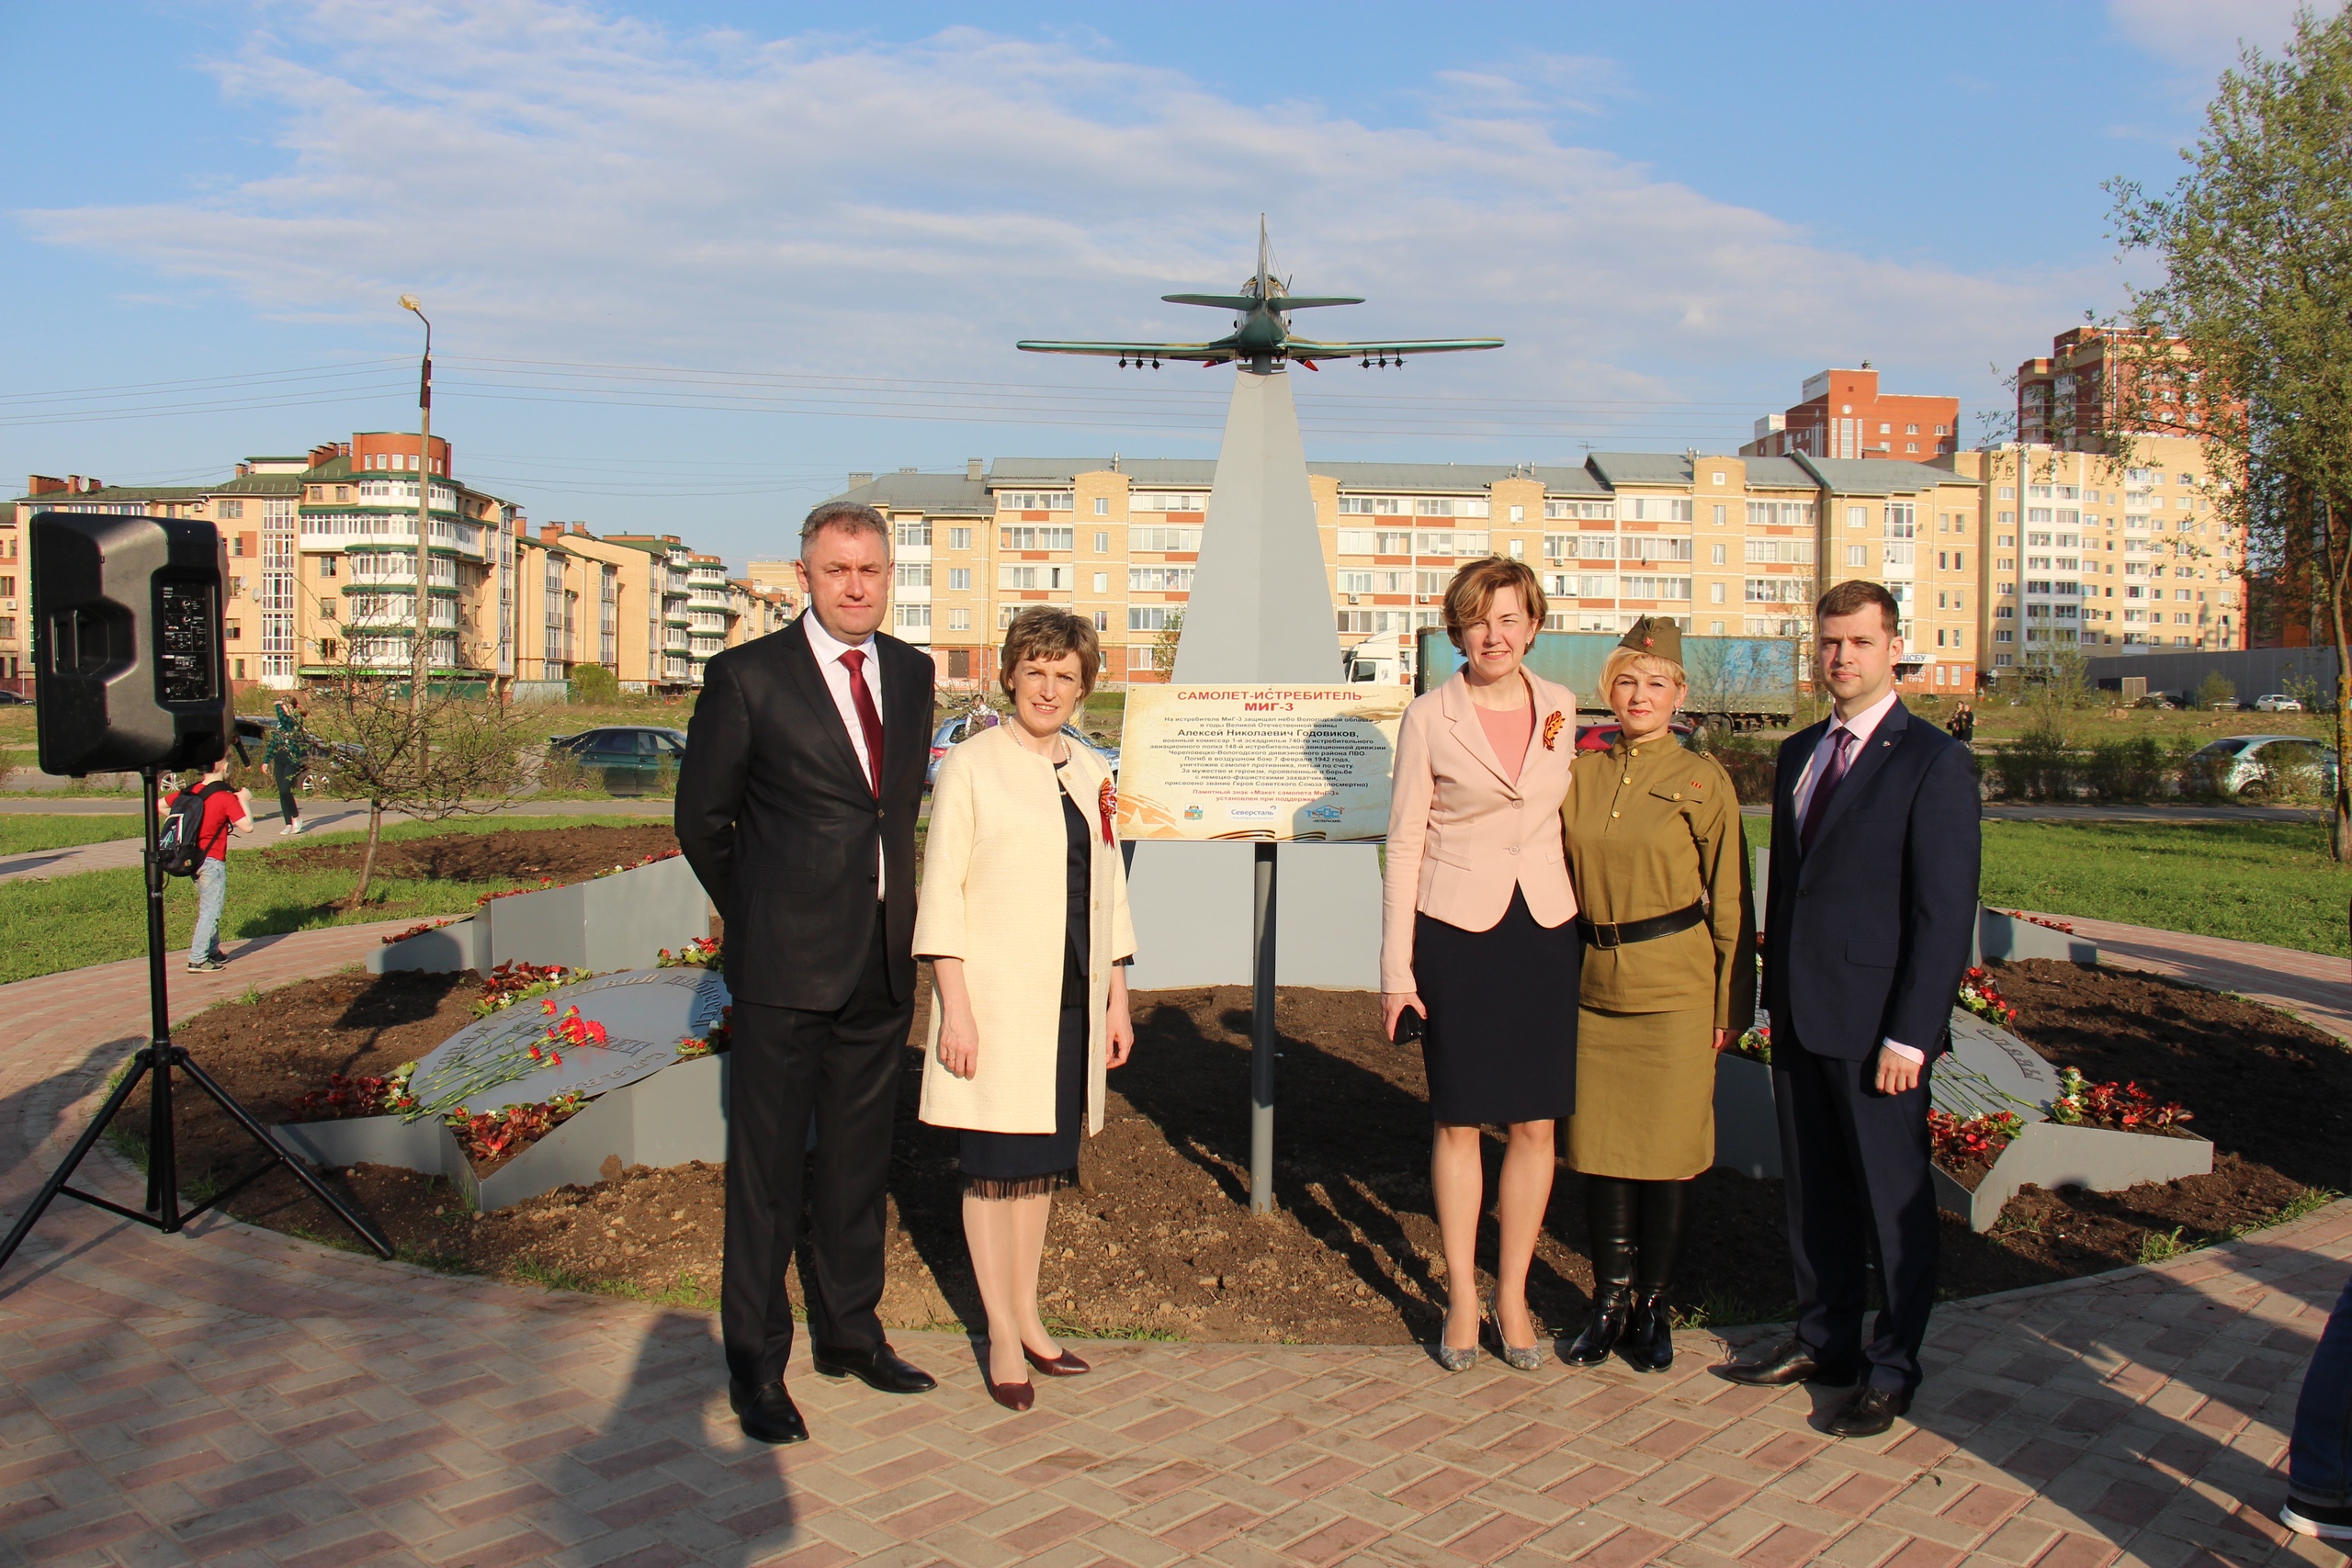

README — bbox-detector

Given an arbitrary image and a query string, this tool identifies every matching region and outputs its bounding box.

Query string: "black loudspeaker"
[30,512,234,775]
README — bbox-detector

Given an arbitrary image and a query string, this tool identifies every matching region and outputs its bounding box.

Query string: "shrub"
[572,664,621,705]
[2195,671,2237,710]
[1990,719,2076,800]
[1701,734,1778,804]
[2082,736,2171,801]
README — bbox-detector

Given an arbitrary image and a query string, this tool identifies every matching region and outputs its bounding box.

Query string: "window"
[1093,531,1110,553]
[218,500,244,519]
[1542,534,1574,560]
[231,535,247,558]
[895,520,931,547]
[1413,531,1490,557]
[1338,571,1373,593]
[894,563,930,589]
[1544,500,1614,520]
[948,527,971,549]
[1338,528,1410,556]
[1000,526,1074,550]
[1878,423,1892,434]
[1710,582,1726,604]
[1625,497,1694,523]
[1744,539,1815,564]
[1337,496,1400,514]
[1092,497,1109,515]
[1092,572,1107,593]
[1622,536,1693,563]
[1745,501,1815,529]
[1745,578,1813,604]
[947,608,970,631]
[894,604,931,630]
[1508,504,1525,523]
[1577,575,1615,598]
[1621,577,1691,601]
[1000,491,1073,511]
[1711,543,1727,565]
[1132,526,1204,553]
[1712,504,1726,526]
[1848,506,1866,529]
[1128,566,1194,592]
[1135,492,1208,513]
[1846,545,1867,567]
[225,621,243,641]
[999,564,1072,590]
[1128,606,1177,631]
[947,567,971,591]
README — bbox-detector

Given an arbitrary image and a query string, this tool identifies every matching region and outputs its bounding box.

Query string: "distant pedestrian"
[266,693,310,834]
[160,755,254,973]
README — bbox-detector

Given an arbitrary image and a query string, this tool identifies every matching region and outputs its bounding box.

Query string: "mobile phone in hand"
[1392,1006,1425,1044]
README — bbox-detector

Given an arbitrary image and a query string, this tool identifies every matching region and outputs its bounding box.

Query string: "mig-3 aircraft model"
[1017,218,1503,372]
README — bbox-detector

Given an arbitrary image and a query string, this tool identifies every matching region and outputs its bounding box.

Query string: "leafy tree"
[2195,671,2237,710]
[571,663,620,705]
[305,668,535,907]
[1150,609,1185,678]
[2109,6,2352,857]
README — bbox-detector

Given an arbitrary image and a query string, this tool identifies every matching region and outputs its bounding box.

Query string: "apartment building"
[9,438,747,694]
[1742,367,1961,463]
[2016,326,2217,450]
[827,452,1985,695]
[1958,436,2244,676]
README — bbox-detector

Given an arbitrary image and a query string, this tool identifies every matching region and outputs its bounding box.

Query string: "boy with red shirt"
[160,757,254,972]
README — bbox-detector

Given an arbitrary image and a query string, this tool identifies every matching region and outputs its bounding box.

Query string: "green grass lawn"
[0,813,658,987]
[1739,814,2350,955]
[0,815,143,856]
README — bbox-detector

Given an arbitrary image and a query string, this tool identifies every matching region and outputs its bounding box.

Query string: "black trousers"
[723,909,910,1390]
[1770,1021,1939,1395]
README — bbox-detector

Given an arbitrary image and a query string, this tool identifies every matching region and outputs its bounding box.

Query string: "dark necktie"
[1799,728,1856,853]
[839,648,885,797]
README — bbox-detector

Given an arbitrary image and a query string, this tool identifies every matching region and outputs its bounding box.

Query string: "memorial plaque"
[408,968,729,1114]
[1933,1012,2061,1122]
[1117,684,1409,841]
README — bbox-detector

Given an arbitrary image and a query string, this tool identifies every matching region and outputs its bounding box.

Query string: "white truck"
[1340,630,1418,686]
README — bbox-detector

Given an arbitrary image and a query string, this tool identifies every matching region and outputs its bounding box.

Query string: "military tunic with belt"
[1561,738,1756,1179]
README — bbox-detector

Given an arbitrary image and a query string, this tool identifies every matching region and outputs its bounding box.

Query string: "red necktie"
[1799,728,1856,853]
[839,649,885,797]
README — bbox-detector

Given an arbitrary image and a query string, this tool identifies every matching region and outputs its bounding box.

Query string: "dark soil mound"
[118,960,2343,1343]
[269,824,679,885]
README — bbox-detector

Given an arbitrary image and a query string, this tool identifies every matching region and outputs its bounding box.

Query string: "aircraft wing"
[1160,293,1367,310]
[1016,340,1233,362]
[1286,337,1504,359]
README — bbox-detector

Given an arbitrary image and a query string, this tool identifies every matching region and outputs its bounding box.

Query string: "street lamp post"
[399,294,434,720]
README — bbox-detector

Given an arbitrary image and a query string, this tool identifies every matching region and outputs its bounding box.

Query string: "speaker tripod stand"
[0,766,391,1275]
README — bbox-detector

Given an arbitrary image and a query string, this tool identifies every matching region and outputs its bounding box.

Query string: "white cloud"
[2107,0,2310,71]
[17,1,2100,423]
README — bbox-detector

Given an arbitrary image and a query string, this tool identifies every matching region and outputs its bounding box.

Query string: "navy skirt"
[958,1002,1086,1197]
[1412,886,1580,1123]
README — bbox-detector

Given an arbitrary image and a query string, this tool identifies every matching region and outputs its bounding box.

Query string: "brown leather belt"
[1577,900,1706,950]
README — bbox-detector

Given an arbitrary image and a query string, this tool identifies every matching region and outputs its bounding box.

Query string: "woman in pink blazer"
[1382,557,1579,1371]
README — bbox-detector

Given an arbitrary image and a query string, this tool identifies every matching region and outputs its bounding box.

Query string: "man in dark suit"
[1718,579,1980,1438]
[676,501,939,1445]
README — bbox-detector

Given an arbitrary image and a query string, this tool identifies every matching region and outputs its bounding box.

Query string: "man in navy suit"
[1718,580,1980,1438]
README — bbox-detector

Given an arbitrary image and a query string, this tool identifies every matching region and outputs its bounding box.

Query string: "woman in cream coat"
[915,607,1136,1410]
[1382,557,1579,1371]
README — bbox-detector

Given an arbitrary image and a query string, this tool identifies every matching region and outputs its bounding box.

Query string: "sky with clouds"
[0,0,2318,566]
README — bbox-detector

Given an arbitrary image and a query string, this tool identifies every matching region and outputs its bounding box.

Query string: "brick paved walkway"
[3,930,2347,1567]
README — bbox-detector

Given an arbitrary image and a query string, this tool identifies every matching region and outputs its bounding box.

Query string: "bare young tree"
[2109,7,2352,857]
[304,666,536,907]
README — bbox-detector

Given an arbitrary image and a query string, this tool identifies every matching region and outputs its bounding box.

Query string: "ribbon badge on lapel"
[1098,777,1117,844]
[1541,711,1566,751]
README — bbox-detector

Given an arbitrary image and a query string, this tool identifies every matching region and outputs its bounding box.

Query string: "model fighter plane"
[1018,219,1502,371]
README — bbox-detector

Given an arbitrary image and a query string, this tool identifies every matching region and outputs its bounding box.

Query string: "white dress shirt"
[1791,686,1922,1066]
[803,612,888,897]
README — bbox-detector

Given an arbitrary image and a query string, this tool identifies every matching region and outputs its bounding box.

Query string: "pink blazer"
[1380,670,1579,992]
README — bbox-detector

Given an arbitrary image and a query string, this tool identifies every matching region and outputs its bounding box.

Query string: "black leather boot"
[1565,1177,1636,1366]
[1621,1179,1689,1373]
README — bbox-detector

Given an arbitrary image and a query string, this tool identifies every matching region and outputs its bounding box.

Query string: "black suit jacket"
[1762,699,1980,1062]
[674,615,934,1010]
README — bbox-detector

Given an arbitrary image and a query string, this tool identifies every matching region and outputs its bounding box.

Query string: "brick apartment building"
[1742,366,1962,463]
[5,438,778,694]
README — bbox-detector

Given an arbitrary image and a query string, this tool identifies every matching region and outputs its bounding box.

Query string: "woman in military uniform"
[1559,618,1754,1372]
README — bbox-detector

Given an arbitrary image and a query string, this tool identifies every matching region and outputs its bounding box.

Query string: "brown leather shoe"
[1825,1384,1910,1438]
[987,1378,1035,1412]
[1024,1345,1091,1377]
[1715,1337,1860,1388]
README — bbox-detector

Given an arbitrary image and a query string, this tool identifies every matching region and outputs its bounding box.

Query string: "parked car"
[2253,694,2304,713]
[548,726,687,790]
[1574,716,1697,752]
[927,710,1118,787]
[2188,734,2339,799]
[0,690,30,705]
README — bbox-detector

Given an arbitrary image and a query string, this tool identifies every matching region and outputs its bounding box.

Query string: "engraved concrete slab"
[411,967,729,1112]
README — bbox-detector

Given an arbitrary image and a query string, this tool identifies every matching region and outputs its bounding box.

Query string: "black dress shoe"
[738,1381,808,1445]
[1620,1292,1674,1374]
[1825,1384,1910,1438]
[1715,1337,1860,1388]
[811,1341,938,1394]
[1564,1286,1633,1366]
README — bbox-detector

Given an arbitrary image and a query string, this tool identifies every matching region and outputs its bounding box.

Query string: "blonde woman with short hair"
[1381,557,1579,1371]
[1559,617,1754,1373]
[916,608,1136,1412]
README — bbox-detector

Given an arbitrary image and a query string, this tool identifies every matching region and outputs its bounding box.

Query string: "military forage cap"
[1617,615,1683,666]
